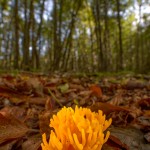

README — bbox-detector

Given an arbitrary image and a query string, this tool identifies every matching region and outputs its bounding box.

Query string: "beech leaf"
[0,112,28,144]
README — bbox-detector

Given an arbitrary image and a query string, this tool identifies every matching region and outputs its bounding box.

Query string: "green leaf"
[58,83,69,93]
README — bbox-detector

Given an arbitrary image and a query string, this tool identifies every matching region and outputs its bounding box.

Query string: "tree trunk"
[116,0,123,71]
[14,0,19,69]
[22,0,32,70]
[35,0,45,69]
[61,0,82,71]
[31,0,45,70]
[52,0,60,70]
[92,0,104,71]
[104,0,110,71]
[135,0,142,72]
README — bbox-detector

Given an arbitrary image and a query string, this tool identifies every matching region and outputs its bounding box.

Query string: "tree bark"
[104,0,110,71]
[14,0,19,69]
[61,0,82,71]
[116,0,123,71]
[22,0,33,70]
[52,0,60,70]
[92,0,104,71]
[135,0,142,72]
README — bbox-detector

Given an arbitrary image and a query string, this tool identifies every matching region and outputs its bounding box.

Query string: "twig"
[48,88,63,107]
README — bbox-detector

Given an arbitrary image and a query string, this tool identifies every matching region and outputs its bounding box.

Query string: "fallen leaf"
[90,102,130,115]
[138,98,150,110]
[125,80,146,90]
[144,132,150,142]
[22,134,42,150]
[0,139,17,150]
[0,112,28,144]
[1,106,26,121]
[78,90,92,96]
[57,83,69,93]
[106,134,129,150]
[39,110,55,134]
[90,84,102,98]
[109,126,149,150]
[108,90,124,106]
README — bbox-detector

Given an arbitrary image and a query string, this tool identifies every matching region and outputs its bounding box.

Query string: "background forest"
[0,0,150,73]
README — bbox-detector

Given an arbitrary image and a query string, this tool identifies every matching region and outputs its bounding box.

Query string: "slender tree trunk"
[31,0,45,70]
[35,0,45,69]
[0,9,2,55]
[62,13,75,71]
[58,0,63,45]
[0,8,4,67]
[135,0,142,72]
[104,0,110,71]
[61,0,82,71]
[146,38,150,71]
[92,0,104,71]
[5,31,11,68]
[116,0,123,71]
[52,0,60,70]
[89,18,94,72]
[22,0,32,70]
[14,0,19,69]
[22,0,28,70]
[31,0,36,69]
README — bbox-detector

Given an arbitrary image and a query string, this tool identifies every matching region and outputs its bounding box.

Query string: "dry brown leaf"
[39,110,54,135]
[0,92,27,104]
[22,134,42,150]
[0,139,17,150]
[106,134,129,150]
[109,127,150,150]
[0,112,28,144]
[138,98,150,110]
[90,84,102,98]
[108,90,124,106]
[78,90,92,96]
[90,102,130,115]
[1,106,26,121]
[144,132,150,143]
[69,83,84,91]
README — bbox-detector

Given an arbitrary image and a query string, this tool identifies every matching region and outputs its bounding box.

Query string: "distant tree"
[14,0,19,69]
[116,0,123,71]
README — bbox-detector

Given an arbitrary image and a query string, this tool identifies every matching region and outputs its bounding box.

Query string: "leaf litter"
[0,73,149,150]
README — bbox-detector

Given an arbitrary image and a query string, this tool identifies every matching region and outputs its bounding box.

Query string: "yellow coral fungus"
[41,106,112,150]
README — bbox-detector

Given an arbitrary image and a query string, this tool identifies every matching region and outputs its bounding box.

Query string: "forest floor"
[0,72,150,150]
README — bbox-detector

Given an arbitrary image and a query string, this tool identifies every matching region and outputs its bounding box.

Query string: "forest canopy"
[0,0,150,73]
